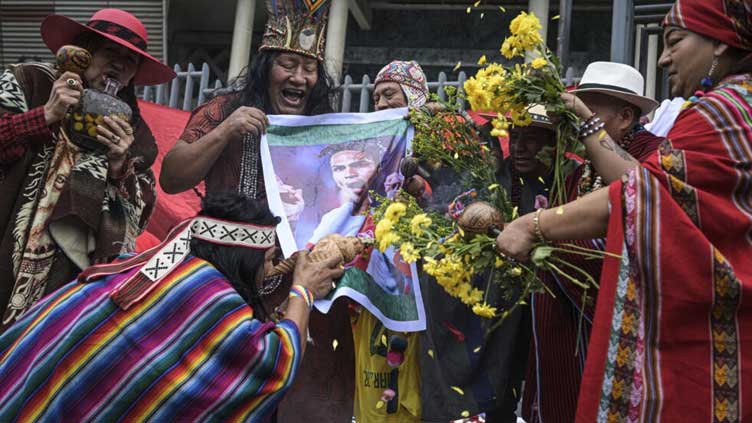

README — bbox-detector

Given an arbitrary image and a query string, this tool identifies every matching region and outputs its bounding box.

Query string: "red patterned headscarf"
[663,0,752,50]
[375,60,429,108]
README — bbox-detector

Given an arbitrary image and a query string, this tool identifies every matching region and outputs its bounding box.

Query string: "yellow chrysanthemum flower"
[501,12,543,59]
[378,232,401,252]
[490,128,508,138]
[472,302,497,319]
[511,108,533,127]
[399,242,420,263]
[500,38,519,59]
[384,202,407,222]
[374,219,394,241]
[531,57,548,69]
[495,256,505,268]
[410,214,432,236]
[468,288,484,304]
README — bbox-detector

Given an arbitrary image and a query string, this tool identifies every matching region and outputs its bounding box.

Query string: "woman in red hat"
[497,0,752,421]
[0,9,175,333]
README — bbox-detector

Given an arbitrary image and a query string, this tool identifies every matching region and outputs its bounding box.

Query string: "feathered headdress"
[260,0,331,60]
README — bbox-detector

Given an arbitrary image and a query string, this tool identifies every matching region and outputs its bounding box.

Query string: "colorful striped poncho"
[0,256,301,422]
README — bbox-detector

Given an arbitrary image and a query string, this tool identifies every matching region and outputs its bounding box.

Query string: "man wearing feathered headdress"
[161,2,359,421]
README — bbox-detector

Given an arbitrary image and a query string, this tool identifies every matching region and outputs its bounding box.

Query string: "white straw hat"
[571,62,659,116]
[528,104,554,130]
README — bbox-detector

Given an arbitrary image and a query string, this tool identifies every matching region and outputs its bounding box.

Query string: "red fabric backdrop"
[135,100,201,251]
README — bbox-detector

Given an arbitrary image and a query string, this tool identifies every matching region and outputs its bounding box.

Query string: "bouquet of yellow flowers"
[463,11,582,204]
[369,88,611,336]
[372,194,543,332]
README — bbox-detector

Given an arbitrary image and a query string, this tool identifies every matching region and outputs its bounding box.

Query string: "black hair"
[189,192,281,318]
[70,31,142,124]
[230,49,336,115]
[318,139,388,162]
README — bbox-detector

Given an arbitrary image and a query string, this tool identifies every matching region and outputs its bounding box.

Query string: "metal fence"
[138,63,470,113]
[139,63,224,111]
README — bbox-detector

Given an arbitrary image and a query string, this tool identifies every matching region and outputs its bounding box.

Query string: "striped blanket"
[0,256,301,422]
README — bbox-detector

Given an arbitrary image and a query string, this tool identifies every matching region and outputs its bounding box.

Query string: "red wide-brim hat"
[40,9,176,86]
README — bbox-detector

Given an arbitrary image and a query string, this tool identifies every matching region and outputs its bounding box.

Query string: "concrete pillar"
[610,0,634,64]
[528,0,549,44]
[325,0,349,85]
[527,0,549,62]
[228,0,256,82]
[645,24,660,104]
[556,0,572,71]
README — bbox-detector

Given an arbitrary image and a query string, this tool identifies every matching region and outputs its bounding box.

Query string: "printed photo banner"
[261,108,426,332]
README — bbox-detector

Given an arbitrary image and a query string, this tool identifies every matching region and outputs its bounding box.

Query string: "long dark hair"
[189,192,281,318]
[230,50,336,115]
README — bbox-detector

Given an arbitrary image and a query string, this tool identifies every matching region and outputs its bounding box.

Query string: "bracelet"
[579,121,606,140]
[289,284,314,309]
[533,208,548,243]
[578,113,600,135]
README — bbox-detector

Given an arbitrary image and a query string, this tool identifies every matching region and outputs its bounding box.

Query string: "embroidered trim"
[710,249,741,423]
[659,139,700,226]
[108,216,275,310]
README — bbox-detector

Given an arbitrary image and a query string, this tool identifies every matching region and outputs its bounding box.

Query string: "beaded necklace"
[238,133,261,199]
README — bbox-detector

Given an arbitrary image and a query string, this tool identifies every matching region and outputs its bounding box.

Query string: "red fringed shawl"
[577,74,752,422]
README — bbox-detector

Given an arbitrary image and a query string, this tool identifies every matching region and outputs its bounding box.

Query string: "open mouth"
[281,88,306,106]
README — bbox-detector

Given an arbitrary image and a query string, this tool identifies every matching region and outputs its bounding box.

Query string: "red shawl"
[577,74,752,422]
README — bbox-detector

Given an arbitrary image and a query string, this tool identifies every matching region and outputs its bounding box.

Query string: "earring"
[701,57,718,90]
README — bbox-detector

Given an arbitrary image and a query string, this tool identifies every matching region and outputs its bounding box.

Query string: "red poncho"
[577,74,752,421]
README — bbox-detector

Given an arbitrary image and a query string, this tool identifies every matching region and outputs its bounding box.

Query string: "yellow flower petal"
[451,386,465,396]
[473,0,481,6]
[384,202,407,222]
[381,334,388,346]
[531,57,548,70]
[332,339,339,351]
[376,400,385,409]
[428,349,435,358]
[466,6,472,13]
[477,55,487,65]
[461,410,470,417]
[473,346,481,353]
[552,15,561,20]
[453,61,462,72]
